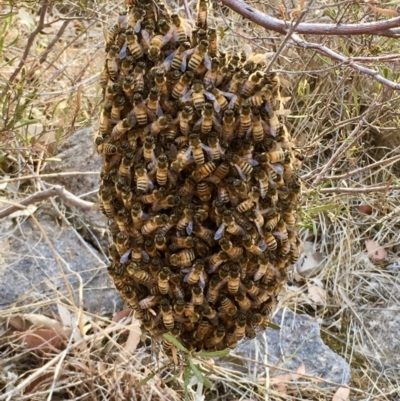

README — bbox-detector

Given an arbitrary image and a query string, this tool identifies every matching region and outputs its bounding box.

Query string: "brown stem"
[0,186,94,219]
[39,20,70,64]
[219,0,400,37]
[7,0,49,85]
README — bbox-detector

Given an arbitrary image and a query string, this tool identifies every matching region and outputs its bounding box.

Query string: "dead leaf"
[270,362,306,384]
[357,204,373,215]
[23,313,69,338]
[17,329,65,352]
[332,386,350,401]
[365,240,387,262]
[307,282,326,305]
[113,309,132,323]
[366,3,398,16]
[123,316,142,353]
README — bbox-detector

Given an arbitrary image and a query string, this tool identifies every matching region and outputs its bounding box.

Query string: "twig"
[312,118,370,186]
[323,154,400,181]
[291,34,400,91]
[6,0,49,86]
[318,184,400,194]
[39,20,71,64]
[219,0,400,37]
[0,171,99,185]
[0,186,94,219]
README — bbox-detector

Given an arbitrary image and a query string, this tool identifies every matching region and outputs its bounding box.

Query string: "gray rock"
[42,127,101,202]
[229,309,350,387]
[0,214,122,315]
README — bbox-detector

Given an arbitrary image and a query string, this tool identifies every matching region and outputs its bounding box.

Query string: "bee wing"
[233,165,247,181]
[120,248,132,263]
[241,156,258,167]
[200,143,213,160]
[212,117,222,133]
[268,162,284,175]
[258,238,267,252]
[180,89,193,103]
[162,49,177,70]
[186,220,193,235]
[119,43,128,59]
[214,223,226,240]
[203,54,211,70]
[193,116,204,131]
[199,273,206,289]
[161,29,174,48]
[141,29,150,48]
[134,21,142,33]
[181,48,195,72]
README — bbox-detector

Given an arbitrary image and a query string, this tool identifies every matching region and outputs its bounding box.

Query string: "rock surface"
[228,309,351,387]
[0,213,122,315]
[42,127,101,202]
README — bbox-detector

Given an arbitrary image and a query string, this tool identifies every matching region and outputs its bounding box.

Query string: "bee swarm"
[97,0,301,352]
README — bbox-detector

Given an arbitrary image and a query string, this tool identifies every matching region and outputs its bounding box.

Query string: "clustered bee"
[98,0,301,353]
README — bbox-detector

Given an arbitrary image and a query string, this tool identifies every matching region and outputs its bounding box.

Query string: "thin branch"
[7,0,49,86]
[318,184,400,194]
[39,20,71,64]
[0,171,99,185]
[220,0,400,37]
[291,34,400,90]
[0,186,94,219]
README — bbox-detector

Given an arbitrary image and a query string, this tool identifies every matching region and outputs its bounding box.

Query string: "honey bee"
[146,87,162,120]
[106,23,119,48]
[129,202,146,230]
[176,204,195,234]
[100,189,115,218]
[188,39,210,71]
[111,95,125,121]
[225,69,248,95]
[207,325,225,347]
[289,236,300,264]
[132,62,146,92]
[152,195,180,212]
[145,115,171,136]
[160,298,174,330]
[134,165,154,193]
[111,114,136,139]
[234,293,251,312]
[142,136,155,165]
[228,263,240,294]
[264,231,278,251]
[120,55,135,78]
[174,298,186,316]
[153,69,168,98]
[106,45,120,81]
[193,103,213,135]
[194,319,210,341]
[178,177,196,198]
[237,102,252,137]
[250,108,266,142]
[240,71,264,97]
[127,262,152,283]
[220,296,237,317]
[208,250,229,273]
[138,188,165,204]
[196,0,209,30]
[190,161,216,183]
[205,28,218,58]
[190,81,207,111]
[221,109,236,142]
[226,152,254,180]
[178,106,194,136]
[171,13,190,43]
[158,213,180,235]
[234,313,247,340]
[283,211,296,226]
[141,214,168,235]
[274,219,288,243]
[184,259,205,286]
[127,7,145,31]
[196,182,211,202]
[203,57,220,87]
[252,167,269,199]
[153,154,168,186]
[125,28,143,59]
[192,221,215,246]
[172,71,194,99]
[139,295,161,310]
[122,75,134,98]
[96,138,117,155]
[191,284,204,306]
[170,249,195,267]
[242,234,265,255]
[167,41,191,71]
[132,93,147,126]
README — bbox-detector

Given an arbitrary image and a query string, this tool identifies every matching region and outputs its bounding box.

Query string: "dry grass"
[1,0,400,400]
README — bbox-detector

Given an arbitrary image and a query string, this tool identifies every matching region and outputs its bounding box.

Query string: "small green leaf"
[162,333,188,352]
[188,358,204,384]
[267,322,281,330]
[203,376,212,388]
[195,349,230,358]
[184,367,191,401]
[138,371,156,387]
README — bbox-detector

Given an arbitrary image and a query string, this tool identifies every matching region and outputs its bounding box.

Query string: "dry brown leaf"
[123,316,142,353]
[365,240,387,262]
[113,309,132,323]
[17,329,65,352]
[366,3,398,16]
[357,204,373,215]
[270,362,305,384]
[332,386,350,401]
[307,283,326,305]
[23,313,70,338]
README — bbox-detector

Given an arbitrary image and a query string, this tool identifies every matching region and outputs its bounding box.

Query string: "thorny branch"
[220,0,400,90]
[0,185,94,219]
